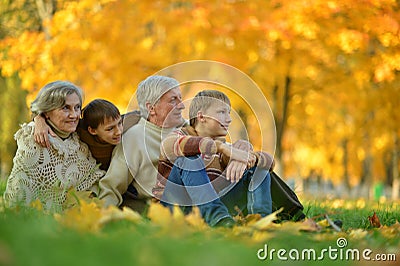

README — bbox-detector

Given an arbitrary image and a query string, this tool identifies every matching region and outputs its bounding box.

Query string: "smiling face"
[196,100,232,139]
[44,93,81,133]
[88,116,122,145]
[148,87,185,128]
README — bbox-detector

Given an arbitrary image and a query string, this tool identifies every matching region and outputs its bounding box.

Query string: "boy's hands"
[232,139,253,152]
[216,140,257,183]
[225,160,247,183]
[33,115,56,148]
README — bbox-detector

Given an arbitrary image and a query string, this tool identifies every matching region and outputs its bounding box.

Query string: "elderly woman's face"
[45,93,81,133]
[152,87,185,128]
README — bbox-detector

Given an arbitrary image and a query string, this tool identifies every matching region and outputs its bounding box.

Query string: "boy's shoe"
[215,217,236,228]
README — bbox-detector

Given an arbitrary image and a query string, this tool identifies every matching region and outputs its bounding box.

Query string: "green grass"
[0,180,6,195]
[0,180,399,266]
[304,198,400,229]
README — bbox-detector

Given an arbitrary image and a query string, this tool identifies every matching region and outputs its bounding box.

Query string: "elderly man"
[100,75,305,223]
[98,75,185,210]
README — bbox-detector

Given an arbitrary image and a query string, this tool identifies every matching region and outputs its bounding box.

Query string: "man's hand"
[33,115,56,148]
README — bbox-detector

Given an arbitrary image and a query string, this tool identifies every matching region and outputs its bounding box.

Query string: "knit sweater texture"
[3,122,105,211]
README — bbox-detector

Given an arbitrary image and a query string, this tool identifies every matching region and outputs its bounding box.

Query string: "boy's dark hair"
[189,90,231,127]
[81,99,120,129]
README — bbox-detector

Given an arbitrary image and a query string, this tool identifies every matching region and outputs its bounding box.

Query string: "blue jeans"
[161,156,272,226]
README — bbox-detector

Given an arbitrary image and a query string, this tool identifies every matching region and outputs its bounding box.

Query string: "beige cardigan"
[99,118,175,207]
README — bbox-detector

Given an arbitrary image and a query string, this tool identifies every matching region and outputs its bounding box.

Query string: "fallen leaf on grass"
[273,219,321,234]
[316,219,329,227]
[250,231,274,243]
[368,212,381,228]
[299,218,322,232]
[185,207,208,230]
[98,206,142,226]
[147,202,174,226]
[30,199,43,211]
[64,189,100,208]
[348,228,368,239]
[379,222,400,239]
[234,213,262,226]
[55,200,102,232]
[251,208,283,230]
[147,202,190,230]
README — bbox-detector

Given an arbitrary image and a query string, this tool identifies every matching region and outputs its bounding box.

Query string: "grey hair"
[30,81,83,118]
[136,75,179,119]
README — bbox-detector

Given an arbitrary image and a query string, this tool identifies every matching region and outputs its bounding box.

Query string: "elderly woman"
[3,81,105,211]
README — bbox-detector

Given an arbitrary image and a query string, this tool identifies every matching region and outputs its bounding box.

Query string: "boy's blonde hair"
[189,90,231,127]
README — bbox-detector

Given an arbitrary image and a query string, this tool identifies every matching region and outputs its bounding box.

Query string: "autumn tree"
[0,0,42,177]
[0,0,399,198]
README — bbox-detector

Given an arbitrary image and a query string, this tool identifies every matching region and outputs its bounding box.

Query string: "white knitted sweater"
[3,122,105,211]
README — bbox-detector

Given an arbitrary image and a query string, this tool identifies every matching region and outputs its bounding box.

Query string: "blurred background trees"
[0,0,399,199]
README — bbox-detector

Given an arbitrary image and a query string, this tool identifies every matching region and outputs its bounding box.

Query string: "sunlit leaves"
[147,202,208,233]
[54,200,102,232]
[3,194,399,256]
[251,208,282,230]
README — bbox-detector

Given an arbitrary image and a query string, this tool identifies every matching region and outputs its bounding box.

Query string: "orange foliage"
[0,0,399,186]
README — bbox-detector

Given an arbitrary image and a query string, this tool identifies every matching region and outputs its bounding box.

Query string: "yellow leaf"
[147,202,173,226]
[30,199,43,211]
[251,231,273,243]
[379,222,400,239]
[251,208,283,230]
[98,206,142,226]
[172,205,185,221]
[317,219,329,227]
[56,200,102,232]
[247,214,263,223]
[316,215,341,232]
[348,229,368,240]
[185,207,208,230]
[299,218,322,232]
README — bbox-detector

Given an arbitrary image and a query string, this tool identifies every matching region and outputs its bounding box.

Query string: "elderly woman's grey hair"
[30,81,83,119]
[136,75,179,119]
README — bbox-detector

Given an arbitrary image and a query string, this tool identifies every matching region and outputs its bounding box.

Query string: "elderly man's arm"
[99,143,133,207]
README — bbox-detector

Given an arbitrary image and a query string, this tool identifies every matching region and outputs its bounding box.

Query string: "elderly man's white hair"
[136,75,180,119]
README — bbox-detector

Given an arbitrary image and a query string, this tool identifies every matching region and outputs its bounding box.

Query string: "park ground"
[0,182,399,266]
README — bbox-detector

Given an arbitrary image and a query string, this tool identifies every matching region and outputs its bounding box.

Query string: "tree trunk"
[342,138,351,192]
[35,0,56,40]
[273,74,291,177]
[0,75,29,179]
